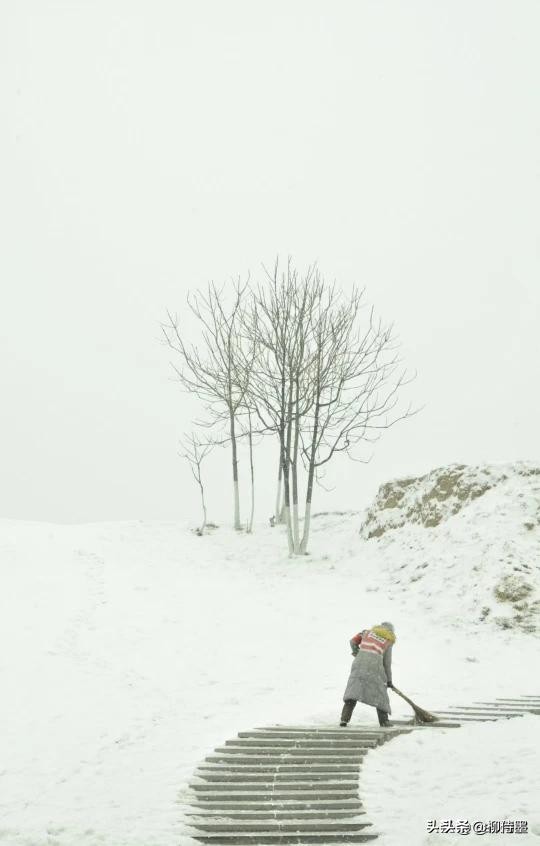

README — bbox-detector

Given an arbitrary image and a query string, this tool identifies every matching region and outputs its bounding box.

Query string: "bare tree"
[164,260,414,553]
[243,259,321,554]
[163,280,250,530]
[179,434,214,535]
[243,259,414,555]
[298,284,414,553]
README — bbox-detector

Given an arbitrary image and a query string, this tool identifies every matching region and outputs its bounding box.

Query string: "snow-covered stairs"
[183,726,404,844]
[426,695,540,724]
[183,696,540,844]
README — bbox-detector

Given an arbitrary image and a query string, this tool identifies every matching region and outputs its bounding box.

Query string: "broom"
[390,685,439,723]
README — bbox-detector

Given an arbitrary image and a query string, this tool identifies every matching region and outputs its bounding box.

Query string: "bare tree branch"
[179,433,214,535]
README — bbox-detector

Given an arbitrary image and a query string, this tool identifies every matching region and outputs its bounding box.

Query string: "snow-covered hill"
[360,461,540,634]
[1,461,539,845]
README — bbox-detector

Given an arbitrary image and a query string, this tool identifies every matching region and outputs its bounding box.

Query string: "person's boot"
[340,700,356,726]
[377,707,393,727]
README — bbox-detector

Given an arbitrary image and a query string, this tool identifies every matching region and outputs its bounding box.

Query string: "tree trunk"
[275,451,283,524]
[300,500,311,554]
[197,472,207,535]
[230,410,241,530]
[291,464,300,551]
[281,443,294,555]
[246,411,255,533]
[291,379,301,552]
[300,403,320,554]
[200,487,208,535]
[283,384,296,555]
[276,364,287,525]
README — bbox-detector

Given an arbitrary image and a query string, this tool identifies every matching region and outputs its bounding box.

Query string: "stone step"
[215,744,370,758]
[238,731,386,741]
[445,706,537,713]
[255,726,400,736]
[255,718,381,733]
[469,707,540,715]
[205,755,364,765]
[221,743,376,753]
[191,832,378,844]
[189,790,360,802]
[195,773,360,783]
[240,728,387,734]
[246,731,402,744]
[435,711,515,718]
[186,800,364,811]
[227,738,378,749]
[189,820,371,833]
[498,693,540,702]
[191,783,358,793]
[430,714,500,728]
[186,810,366,820]
[197,765,360,775]
[389,719,460,728]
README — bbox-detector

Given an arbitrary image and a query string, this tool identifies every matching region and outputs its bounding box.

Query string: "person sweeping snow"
[340,621,396,727]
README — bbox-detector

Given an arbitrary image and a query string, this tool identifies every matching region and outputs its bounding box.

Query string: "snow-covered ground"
[362,715,540,845]
[1,463,539,845]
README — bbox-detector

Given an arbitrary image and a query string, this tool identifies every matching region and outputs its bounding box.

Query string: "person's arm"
[350,631,364,656]
[383,644,393,686]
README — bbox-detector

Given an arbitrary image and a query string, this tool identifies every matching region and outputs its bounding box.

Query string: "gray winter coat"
[343,626,394,713]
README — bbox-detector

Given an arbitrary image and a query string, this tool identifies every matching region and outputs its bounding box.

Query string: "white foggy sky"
[1,1,539,524]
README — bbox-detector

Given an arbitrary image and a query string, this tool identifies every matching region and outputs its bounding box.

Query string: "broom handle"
[389,685,417,709]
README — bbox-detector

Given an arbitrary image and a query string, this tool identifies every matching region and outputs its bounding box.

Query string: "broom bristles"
[391,685,439,723]
[411,704,439,723]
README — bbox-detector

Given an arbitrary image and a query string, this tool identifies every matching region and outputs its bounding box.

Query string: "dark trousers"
[341,698,389,726]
